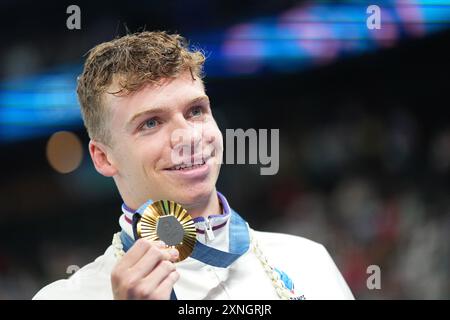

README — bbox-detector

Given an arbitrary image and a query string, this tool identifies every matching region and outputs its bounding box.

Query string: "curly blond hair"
[77,31,206,145]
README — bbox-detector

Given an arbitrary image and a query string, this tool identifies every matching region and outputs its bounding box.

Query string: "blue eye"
[190,107,203,117]
[144,118,159,129]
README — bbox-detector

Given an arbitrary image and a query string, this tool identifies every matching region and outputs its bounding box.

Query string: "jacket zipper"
[204,218,215,243]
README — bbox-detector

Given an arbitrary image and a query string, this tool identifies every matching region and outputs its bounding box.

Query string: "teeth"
[171,160,206,171]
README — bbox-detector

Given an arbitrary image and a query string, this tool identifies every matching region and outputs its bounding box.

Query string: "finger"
[131,268,179,300]
[129,246,177,279]
[140,259,177,289]
[162,247,179,263]
[152,271,180,300]
[117,238,163,270]
[129,260,177,299]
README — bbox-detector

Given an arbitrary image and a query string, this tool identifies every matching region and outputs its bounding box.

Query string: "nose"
[169,114,203,156]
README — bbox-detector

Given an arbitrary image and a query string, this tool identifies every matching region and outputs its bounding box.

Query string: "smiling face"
[91,71,223,210]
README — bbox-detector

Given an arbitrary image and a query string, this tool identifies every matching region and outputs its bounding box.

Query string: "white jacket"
[33,227,354,300]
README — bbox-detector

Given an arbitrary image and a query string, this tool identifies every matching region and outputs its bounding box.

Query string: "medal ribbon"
[119,200,251,300]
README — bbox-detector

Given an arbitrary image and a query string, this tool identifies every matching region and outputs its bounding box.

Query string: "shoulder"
[252,230,355,300]
[32,246,116,300]
[253,230,324,252]
[252,230,332,271]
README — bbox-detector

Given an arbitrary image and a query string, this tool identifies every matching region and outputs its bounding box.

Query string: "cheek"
[203,123,223,154]
[140,137,168,172]
[115,147,140,177]
[108,141,129,169]
[116,139,158,174]
[214,130,224,155]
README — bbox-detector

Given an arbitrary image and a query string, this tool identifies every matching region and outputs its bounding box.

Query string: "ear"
[89,140,118,177]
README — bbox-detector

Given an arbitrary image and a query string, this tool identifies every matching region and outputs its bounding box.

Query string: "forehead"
[104,71,206,129]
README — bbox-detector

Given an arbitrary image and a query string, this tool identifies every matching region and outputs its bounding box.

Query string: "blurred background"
[0,0,449,299]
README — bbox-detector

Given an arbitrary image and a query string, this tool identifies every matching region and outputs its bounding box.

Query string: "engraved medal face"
[135,200,196,262]
[156,215,184,246]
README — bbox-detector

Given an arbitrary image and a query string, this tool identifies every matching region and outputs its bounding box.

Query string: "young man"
[33,31,354,300]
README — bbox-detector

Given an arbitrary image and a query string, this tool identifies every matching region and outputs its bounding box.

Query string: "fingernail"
[169,248,179,257]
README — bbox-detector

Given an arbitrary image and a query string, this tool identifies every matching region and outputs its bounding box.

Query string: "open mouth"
[165,157,208,171]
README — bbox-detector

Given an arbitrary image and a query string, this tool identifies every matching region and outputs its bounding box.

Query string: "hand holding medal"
[111,200,195,300]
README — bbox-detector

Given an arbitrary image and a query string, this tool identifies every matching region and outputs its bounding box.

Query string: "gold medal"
[135,200,196,262]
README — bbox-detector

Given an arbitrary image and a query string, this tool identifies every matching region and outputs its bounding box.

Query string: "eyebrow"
[126,95,210,130]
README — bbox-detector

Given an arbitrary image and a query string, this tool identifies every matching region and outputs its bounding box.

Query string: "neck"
[182,190,222,219]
